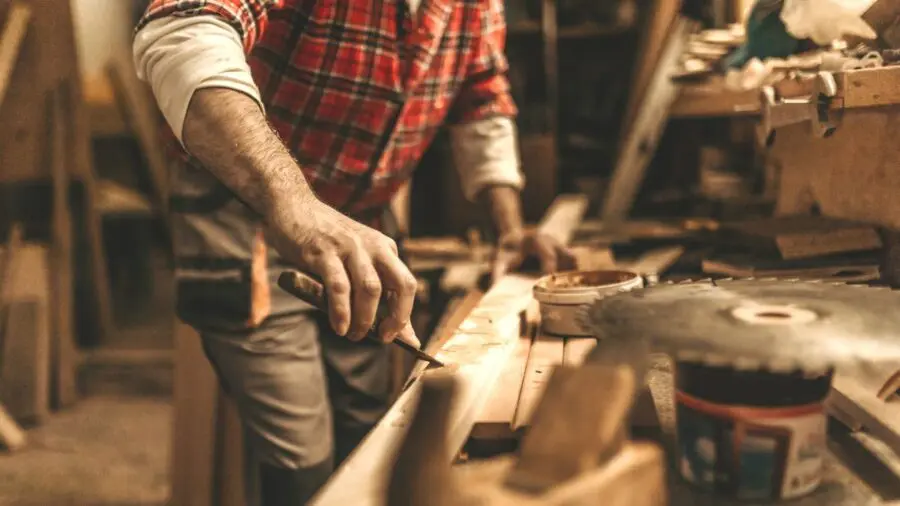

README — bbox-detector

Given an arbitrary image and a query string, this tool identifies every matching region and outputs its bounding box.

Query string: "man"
[133,1,572,504]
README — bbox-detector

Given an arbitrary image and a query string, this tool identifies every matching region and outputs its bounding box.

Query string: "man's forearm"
[182,88,316,218]
[478,185,525,244]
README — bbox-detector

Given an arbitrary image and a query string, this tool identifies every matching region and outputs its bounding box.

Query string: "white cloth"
[132,5,523,200]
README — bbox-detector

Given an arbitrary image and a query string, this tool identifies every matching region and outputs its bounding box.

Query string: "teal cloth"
[724,0,802,69]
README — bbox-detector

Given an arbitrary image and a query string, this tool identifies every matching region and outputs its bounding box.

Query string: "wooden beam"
[563,337,597,367]
[827,365,900,456]
[470,327,535,440]
[107,56,170,225]
[0,401,25,451]
[602,19,691,221]
[0,2,30,109]
[536,194,589,245]
[49,84,77,408]
[170,321,220,506]
[512,333,566,430]
[311,274,537,506]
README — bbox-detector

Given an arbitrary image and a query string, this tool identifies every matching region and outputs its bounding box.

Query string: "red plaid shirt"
[138,0,516,220]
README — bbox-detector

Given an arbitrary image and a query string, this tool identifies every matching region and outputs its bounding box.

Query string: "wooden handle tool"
[277,271,445,368]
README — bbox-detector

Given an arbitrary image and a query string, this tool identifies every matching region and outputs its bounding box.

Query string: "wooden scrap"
[570,245,616,271]
[0,2,30,108]
[626,245,685,281]
[107,56,168,222]
[0,245,50,424]
[537,194,589,245]
[470,323,535,440]
[718,216,883,260]
[506,364,637,493]
[512,332,566,430]
[563,337,597,367]
[828,364,900,456]
[701,253,880,282]
[602,19,691,221]
[0,401,25,451]
[49,84,77,408]
[170,322,220,506]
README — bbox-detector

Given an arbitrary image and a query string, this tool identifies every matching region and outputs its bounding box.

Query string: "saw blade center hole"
[731,305,818,326]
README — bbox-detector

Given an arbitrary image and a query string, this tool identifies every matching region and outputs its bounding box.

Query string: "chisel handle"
[277,271,444,367]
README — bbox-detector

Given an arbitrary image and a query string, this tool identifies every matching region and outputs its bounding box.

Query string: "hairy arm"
[182,88,316,219]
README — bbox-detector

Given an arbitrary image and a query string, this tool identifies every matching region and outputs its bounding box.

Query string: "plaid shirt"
[138,0,516,221]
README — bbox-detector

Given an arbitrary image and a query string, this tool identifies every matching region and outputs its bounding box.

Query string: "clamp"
[756,71,840,147]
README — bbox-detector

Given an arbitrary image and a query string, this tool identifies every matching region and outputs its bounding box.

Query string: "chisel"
[277,270,445,368]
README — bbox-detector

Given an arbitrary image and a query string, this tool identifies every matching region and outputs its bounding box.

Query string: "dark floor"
[0,396,171,506]
[0,244,176,506]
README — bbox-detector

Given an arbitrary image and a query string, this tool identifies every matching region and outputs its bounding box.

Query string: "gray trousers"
[198,283,392,504]
[169,157,395,504]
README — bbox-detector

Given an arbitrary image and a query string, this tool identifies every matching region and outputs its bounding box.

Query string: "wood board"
[0,1,29,107]
[0,244,50,424]
[311,274,538,506]
[602,19,691,221]
[49,84,77,408]
[512,333,566,431]
[827,365,900,456]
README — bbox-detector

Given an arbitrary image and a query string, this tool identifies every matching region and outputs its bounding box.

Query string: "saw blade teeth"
[732,356,763,371]
[702,353,733,367]
[575,305,593,335]
[766,357,797,373]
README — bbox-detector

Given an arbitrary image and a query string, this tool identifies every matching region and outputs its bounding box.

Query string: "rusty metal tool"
[277,270,445,368]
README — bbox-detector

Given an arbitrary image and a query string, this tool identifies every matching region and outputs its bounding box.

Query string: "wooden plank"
[311,274,537,506]
[507,365,636,493]
[625,245,685,283]
[0,1,29,108]
[0,301,48,423]
[602,19,690,221]
[49,84,77,408]
[469,331,535,440]
[0,400,25,451]
[537,194,589,245]
[840,66,900,109]
[827,365,900,456]
[563,337,597,367]
[107,56,169,222]
[215,393,246,506]
[511,333,566,430]
[0,245,50,424]
[621,0,681,135]
[170,321,219,506]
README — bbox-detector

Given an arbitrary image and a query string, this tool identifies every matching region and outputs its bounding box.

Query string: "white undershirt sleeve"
[132,15,264,145]
[449,117,525,201]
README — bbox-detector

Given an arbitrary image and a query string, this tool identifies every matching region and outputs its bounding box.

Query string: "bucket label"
[676,391,826,500]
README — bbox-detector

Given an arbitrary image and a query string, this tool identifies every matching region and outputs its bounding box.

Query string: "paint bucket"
[674,361,833,501]
[533,270,643,336]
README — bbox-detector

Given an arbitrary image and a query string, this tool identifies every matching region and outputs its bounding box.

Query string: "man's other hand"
[269,198,420,347]
[490,230,576,284]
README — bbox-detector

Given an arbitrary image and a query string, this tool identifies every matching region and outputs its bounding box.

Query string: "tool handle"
[277,270,328,311]
[277,270,390,335]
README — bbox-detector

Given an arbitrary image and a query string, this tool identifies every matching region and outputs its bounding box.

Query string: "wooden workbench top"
[671,65,900,118]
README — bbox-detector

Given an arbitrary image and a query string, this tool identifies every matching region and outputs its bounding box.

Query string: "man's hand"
[182,88,418,346]
[268,198,420,346]
[491,230,577,283]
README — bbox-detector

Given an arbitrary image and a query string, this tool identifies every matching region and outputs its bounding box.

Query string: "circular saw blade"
[580,278,900,372]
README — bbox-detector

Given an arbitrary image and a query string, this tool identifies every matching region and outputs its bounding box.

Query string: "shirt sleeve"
[448,0,517,124]
[136,0,281,54]
[449,116,525,201]
[133,15,263,144]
